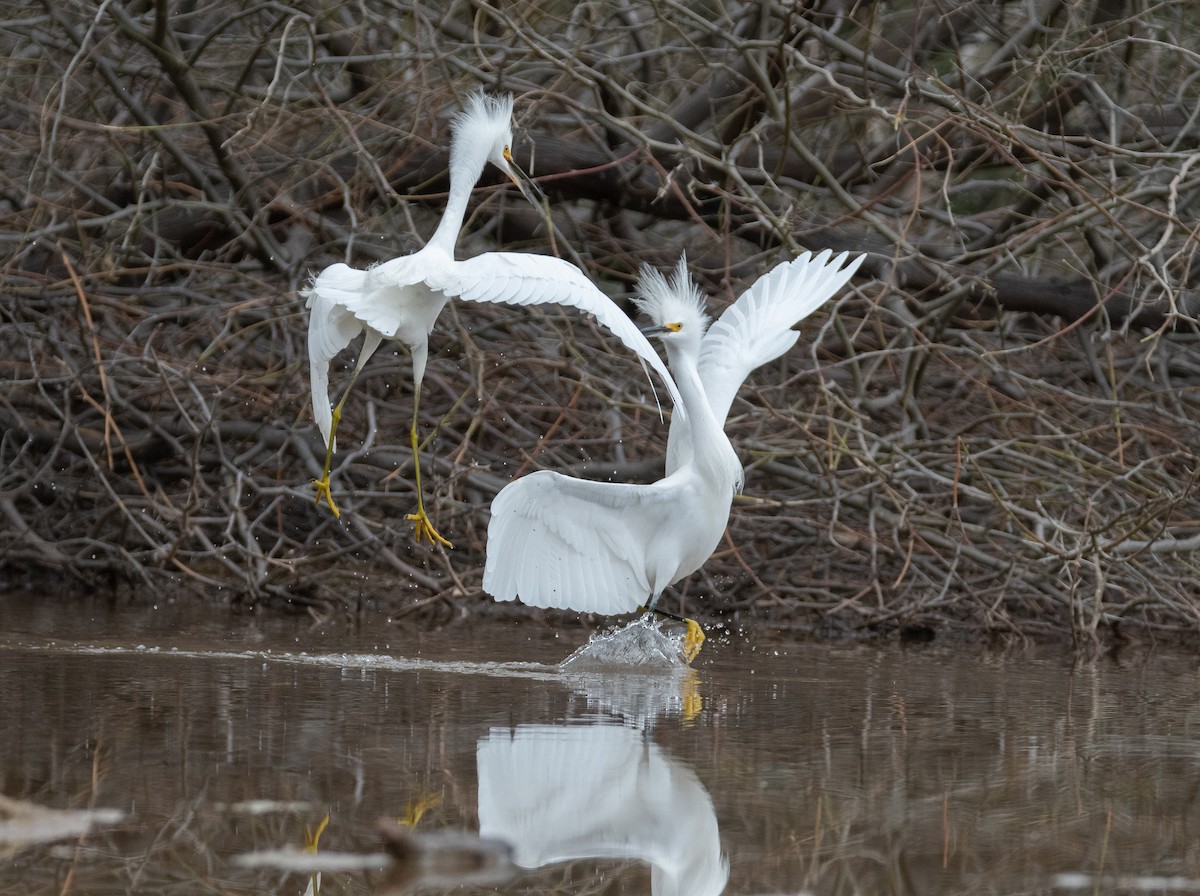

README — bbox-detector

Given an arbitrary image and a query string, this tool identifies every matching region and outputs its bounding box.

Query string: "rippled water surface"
[2,595,1199,895]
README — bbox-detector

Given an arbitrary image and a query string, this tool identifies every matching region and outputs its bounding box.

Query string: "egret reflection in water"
[477,723,727,896]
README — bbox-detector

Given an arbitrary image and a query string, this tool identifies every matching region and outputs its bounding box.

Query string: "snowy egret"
[304,92,682,546]
[483,250,864,655]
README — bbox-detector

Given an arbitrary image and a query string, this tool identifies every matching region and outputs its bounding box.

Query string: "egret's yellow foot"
[643,605,706,664]
[312,476,341,518]
[407,506,452,548]
[682,618,706,664]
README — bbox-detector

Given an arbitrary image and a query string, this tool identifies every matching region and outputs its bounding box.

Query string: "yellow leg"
[312,332,384,519]
[405,387,452,548]
[312,387,354,519]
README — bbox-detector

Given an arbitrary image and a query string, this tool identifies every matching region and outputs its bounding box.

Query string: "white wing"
[484,470,684,614]
[303,264,370,445]
[439,252,684,417]
[698,250,864,426]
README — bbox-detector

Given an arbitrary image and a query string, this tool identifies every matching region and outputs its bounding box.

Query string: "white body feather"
[483,249,864,615]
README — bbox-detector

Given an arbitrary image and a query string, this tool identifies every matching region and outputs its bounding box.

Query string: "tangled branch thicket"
[5,0,1200,644]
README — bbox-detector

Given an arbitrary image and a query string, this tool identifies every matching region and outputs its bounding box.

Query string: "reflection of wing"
[477,724,727,896]
[441,252,684,415]
[484,470,684,614]
[303,264,369,446]
[698,250,863,426]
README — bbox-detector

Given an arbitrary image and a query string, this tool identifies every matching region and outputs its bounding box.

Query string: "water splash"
[559,615,691,672]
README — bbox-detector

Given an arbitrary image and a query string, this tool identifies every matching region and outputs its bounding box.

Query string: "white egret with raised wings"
[304,92,682,546]
[483,250,864,657]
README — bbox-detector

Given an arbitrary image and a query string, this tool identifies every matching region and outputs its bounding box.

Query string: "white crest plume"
[634,254,710,335]
[452,91,515,147]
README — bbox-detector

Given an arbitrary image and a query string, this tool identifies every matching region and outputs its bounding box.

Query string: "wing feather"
[303,266,369,445]
[484,470,684,614]
[359,257,441,340]
[305,252,687,424]
[442,252,684,417]
[303,264,369,361]
[698,250,864,426]
[310,254,436,340]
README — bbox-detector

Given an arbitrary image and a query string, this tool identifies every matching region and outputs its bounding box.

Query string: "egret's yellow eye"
[665,322,683,332]
[503,146,513,162]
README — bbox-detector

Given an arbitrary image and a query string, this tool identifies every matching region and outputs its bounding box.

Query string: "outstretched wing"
[484,470,678,614]
[439,252,684,418]
[303,264,370,445]
[698,250,864,426]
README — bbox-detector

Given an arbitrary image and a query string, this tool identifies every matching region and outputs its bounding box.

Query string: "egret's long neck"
[665,343,736,479]
[426,138,491,255]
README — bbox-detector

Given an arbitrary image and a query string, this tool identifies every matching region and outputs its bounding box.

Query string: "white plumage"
[477,724,727,896]
[304,92,681,545]
[483,249,864,615]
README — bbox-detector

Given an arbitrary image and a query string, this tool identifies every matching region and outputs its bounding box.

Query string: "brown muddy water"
[2,596,1199,895]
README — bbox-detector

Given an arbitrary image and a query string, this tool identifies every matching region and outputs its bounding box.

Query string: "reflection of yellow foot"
[399,791,442,829]
[681,669,702,724]
[312,476,341,519]
[304,813,330,852]
[407,507,452,548]
[682,618,705,664]
[303,813,330,896]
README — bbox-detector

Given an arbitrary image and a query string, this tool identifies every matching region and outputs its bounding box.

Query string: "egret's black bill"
[502,150,548,209]
[504,152,557,250]
[640,322,682,337]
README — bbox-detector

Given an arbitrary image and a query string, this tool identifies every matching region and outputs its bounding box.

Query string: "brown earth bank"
[4,2,1200,649]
